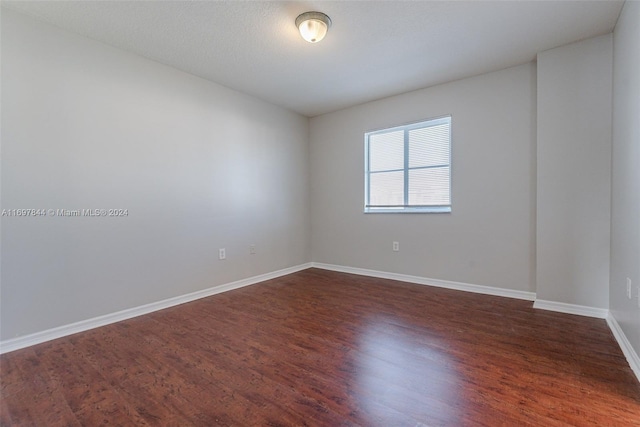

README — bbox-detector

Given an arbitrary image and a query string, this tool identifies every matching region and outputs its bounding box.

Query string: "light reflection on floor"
[353,315,462,426]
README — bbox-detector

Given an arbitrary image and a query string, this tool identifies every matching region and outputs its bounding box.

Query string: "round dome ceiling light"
[295,11,332,43]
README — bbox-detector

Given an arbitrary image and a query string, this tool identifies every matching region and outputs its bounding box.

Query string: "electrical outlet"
[627,278,632,299]
[249,244,256,255]
[393,241,399,252]
[219,248,226,260]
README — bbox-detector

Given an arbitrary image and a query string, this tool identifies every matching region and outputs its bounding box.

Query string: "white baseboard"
[0,262,313,355]
[606,314,640,383]
[311,262,536,301]
[533,299,609,319]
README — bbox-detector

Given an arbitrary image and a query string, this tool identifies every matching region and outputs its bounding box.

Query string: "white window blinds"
[365,116,451,213]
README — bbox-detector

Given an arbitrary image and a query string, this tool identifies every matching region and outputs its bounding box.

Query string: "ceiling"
[2,1,624,117]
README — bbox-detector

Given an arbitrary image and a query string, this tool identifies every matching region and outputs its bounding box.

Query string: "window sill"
[364,207,451,214]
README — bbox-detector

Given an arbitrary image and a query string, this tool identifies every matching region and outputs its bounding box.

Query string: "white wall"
[310,63,537,292]
[536,34,612,309]
[0,9,310,340]
[610,1,640,355]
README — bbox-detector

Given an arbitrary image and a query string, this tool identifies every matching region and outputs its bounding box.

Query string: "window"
[364,116,451,213]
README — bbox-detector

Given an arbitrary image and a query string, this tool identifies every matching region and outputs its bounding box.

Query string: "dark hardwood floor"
[2,268,639,426]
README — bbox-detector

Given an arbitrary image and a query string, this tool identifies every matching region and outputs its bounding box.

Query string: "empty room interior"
[1,0,639,425]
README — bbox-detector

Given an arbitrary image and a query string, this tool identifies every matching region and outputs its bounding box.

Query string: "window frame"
[364,115,452,214]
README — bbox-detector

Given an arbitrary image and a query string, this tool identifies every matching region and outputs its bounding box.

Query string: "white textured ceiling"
[2,1,624,117]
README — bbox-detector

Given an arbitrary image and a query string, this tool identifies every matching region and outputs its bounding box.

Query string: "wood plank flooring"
[2,268,639,426]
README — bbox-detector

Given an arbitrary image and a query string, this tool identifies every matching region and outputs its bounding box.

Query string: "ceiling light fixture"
[295,11,332,43]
